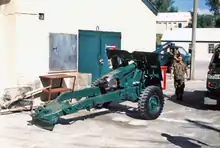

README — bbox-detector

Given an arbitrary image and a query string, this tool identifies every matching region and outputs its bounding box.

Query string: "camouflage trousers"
[174,79,185,99]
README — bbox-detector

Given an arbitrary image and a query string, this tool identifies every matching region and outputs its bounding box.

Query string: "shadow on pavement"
[185,119,220,133]
[58,110,111,125]
[161,133,210,148]
[108,102,145,120]
[58,102,144,125]
[168,90,219,110]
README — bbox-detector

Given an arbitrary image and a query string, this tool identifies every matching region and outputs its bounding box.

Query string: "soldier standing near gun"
[169,46,180,64]
[170,54,189,101]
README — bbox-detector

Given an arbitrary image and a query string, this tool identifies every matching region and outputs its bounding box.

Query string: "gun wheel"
[138,86,164,120]
[217,100,220,109]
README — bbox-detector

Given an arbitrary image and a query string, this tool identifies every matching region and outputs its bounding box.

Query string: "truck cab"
[205,44,220,107]
[155,42,191,72]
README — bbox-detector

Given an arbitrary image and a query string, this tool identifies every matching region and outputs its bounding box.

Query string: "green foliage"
[197,14,214,28]
[169,6,178,12]
[186,11,214,28]
[205,0,220,27]
[206,0,220,15]
[150,0,220,28]
[215,17,220,27]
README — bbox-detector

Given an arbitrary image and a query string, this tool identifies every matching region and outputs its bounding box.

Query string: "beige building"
[161,28,220,61]
[156,12,192,34]
[0,0,158,95]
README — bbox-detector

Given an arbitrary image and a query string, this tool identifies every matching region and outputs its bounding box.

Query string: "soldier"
[169,47,180,63]
[170,54,189,101]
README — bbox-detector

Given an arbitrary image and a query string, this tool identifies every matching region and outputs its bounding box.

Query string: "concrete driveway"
[0,80,219,148]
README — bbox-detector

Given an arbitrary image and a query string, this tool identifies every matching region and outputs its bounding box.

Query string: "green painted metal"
[31,49,164,130]
[78,30,121,82]
[205,44,220,106]
[148,95,160,113]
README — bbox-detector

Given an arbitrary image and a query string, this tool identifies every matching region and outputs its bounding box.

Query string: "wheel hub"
[148,95,160,113]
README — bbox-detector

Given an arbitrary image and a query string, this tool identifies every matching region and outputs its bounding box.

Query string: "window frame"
[208,43,215,54]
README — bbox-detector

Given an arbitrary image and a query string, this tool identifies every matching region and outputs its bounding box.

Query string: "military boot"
[176,87,182,101]
[178,94,183,101]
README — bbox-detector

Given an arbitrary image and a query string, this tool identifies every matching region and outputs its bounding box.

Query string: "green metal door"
[100,32,121,76]
[78,30,121,82]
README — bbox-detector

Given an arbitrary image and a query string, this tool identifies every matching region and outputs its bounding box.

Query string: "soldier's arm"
[173,55,178,61]
[170,64,174,79]
[173,50,179,61]
[185,64,189,78]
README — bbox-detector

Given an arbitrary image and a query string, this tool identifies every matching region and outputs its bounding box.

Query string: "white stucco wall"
[0,0,157,92]
[0,1,18,95]
[46,0,156,52]
[156,21,189,34]
[156,12,191,34]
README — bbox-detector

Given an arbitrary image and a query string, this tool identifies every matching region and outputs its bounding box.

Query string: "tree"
[206,0,220,15]
[186,11,193,28]
[197,14,214,28]
[205,0,220,27]
[215,17,220,27]
[150,0,178,12]
[186,11,214,28]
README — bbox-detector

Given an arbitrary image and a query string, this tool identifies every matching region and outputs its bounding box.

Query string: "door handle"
[99,58,104,65]
[53,47,57,50]
[53,47,59,55]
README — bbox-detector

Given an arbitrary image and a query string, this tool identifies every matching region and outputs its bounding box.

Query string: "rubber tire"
[138,85,164,120]
[217,99,220,109]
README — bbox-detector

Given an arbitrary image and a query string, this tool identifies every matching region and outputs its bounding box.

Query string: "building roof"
[157,12,191,22]
[161,28,220,43]
[142,0,158,16]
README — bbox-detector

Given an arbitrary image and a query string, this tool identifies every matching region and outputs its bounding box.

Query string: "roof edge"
[161,40,220,43]
[142,0,159,16]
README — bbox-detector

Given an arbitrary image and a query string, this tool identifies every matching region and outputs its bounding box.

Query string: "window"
[178,23,182,28]
[189,44,192,49]
[188,43,192,53]
[208,44,215,54]
[178,47,187,56]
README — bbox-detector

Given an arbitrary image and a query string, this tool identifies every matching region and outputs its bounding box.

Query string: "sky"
[173,0,212,14]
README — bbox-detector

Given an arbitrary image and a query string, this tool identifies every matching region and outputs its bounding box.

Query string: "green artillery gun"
[30,49,165,130]
[204,44,220,108]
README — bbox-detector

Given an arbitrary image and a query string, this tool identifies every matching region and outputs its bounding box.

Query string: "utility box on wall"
[49,33,77,72]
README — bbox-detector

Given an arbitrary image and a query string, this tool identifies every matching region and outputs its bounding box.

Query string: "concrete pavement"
[0,80,219,148]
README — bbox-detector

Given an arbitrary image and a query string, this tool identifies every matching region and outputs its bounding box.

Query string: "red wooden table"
[39,73,76,102]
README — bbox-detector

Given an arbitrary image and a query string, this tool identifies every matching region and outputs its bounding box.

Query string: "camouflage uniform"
[171,62,188,100]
